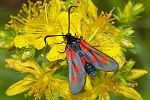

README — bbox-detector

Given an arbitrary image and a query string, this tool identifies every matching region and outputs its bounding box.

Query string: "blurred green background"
[0,0,149,100]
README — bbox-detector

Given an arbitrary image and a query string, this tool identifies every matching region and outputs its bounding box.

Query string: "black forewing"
[80,40,119,72]
[66,48,86,94]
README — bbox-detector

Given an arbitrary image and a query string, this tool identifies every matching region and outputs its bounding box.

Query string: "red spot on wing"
[81,41,90,47]
[80,41,90,52]
[75,66,82,72]
[80,44,88,52]
[72,63,75,71]
[91,50,97,55]
[66,49,75,60]
[100,57,108,63]
[72,63,82,72]
[91,50,107,63]
[90,51,98,63]
[80,57,87,66]
[80,42,98,64]
[72,75,77,82]
[91,56,98,63]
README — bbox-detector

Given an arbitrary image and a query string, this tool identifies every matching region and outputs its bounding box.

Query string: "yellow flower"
[5,0,147,100]
[5,58,70,99]
[6,0,64,50]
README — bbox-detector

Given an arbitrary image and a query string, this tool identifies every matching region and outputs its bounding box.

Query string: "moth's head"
[64,33,79,45]
[65,33,72,39]
[64,33,73,41]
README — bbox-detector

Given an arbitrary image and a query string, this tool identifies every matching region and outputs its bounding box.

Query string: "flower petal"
[32,36,45,50]
[14,35,29,48]
[116,86,142,100]
[58,11,81,35]
[5,58,42,75]
[6,75,35,96]
[129,69,148,80]
[87,0,98,19]
[46,36,64,46]
[102,93,110,100]
[14,34,45,50]
[49,0,63,19]
[44,77,69,99]
[84,77,92,90]
[46,44,66,61]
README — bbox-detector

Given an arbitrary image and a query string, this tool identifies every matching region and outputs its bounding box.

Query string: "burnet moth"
[44,6,119,94]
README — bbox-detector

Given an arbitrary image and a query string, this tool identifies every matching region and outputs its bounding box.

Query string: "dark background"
[0,0,149,99]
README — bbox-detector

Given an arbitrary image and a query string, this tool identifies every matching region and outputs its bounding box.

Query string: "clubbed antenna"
[68,6,78,33]
[44,6,78,43]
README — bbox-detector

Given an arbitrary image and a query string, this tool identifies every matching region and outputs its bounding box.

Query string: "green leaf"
[0,30,15,48]
[113,1,144,27]
[52,66,68,80]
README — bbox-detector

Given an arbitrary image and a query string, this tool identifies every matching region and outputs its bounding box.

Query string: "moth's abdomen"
[79,51,96,77]
[84,63,96,76]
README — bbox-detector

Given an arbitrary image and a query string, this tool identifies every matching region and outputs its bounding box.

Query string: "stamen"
[88,27,99,42]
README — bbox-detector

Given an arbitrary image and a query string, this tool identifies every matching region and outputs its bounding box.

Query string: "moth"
[44,6,119,94]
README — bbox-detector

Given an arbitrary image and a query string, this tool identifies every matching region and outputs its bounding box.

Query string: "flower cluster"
[0,0,147,100]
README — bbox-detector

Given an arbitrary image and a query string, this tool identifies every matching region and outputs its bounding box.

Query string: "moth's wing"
[66,48,86,94]
[80,40,119,72]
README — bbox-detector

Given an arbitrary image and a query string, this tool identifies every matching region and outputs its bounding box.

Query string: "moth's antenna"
[68,6,78,33]
[44,6,78,44]
[44,35,66,44]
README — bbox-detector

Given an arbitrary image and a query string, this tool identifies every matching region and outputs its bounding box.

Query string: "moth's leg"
[80,36,83,40]
[93,45,100,47]
[57,45,67,53]
[57,51,66,53]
